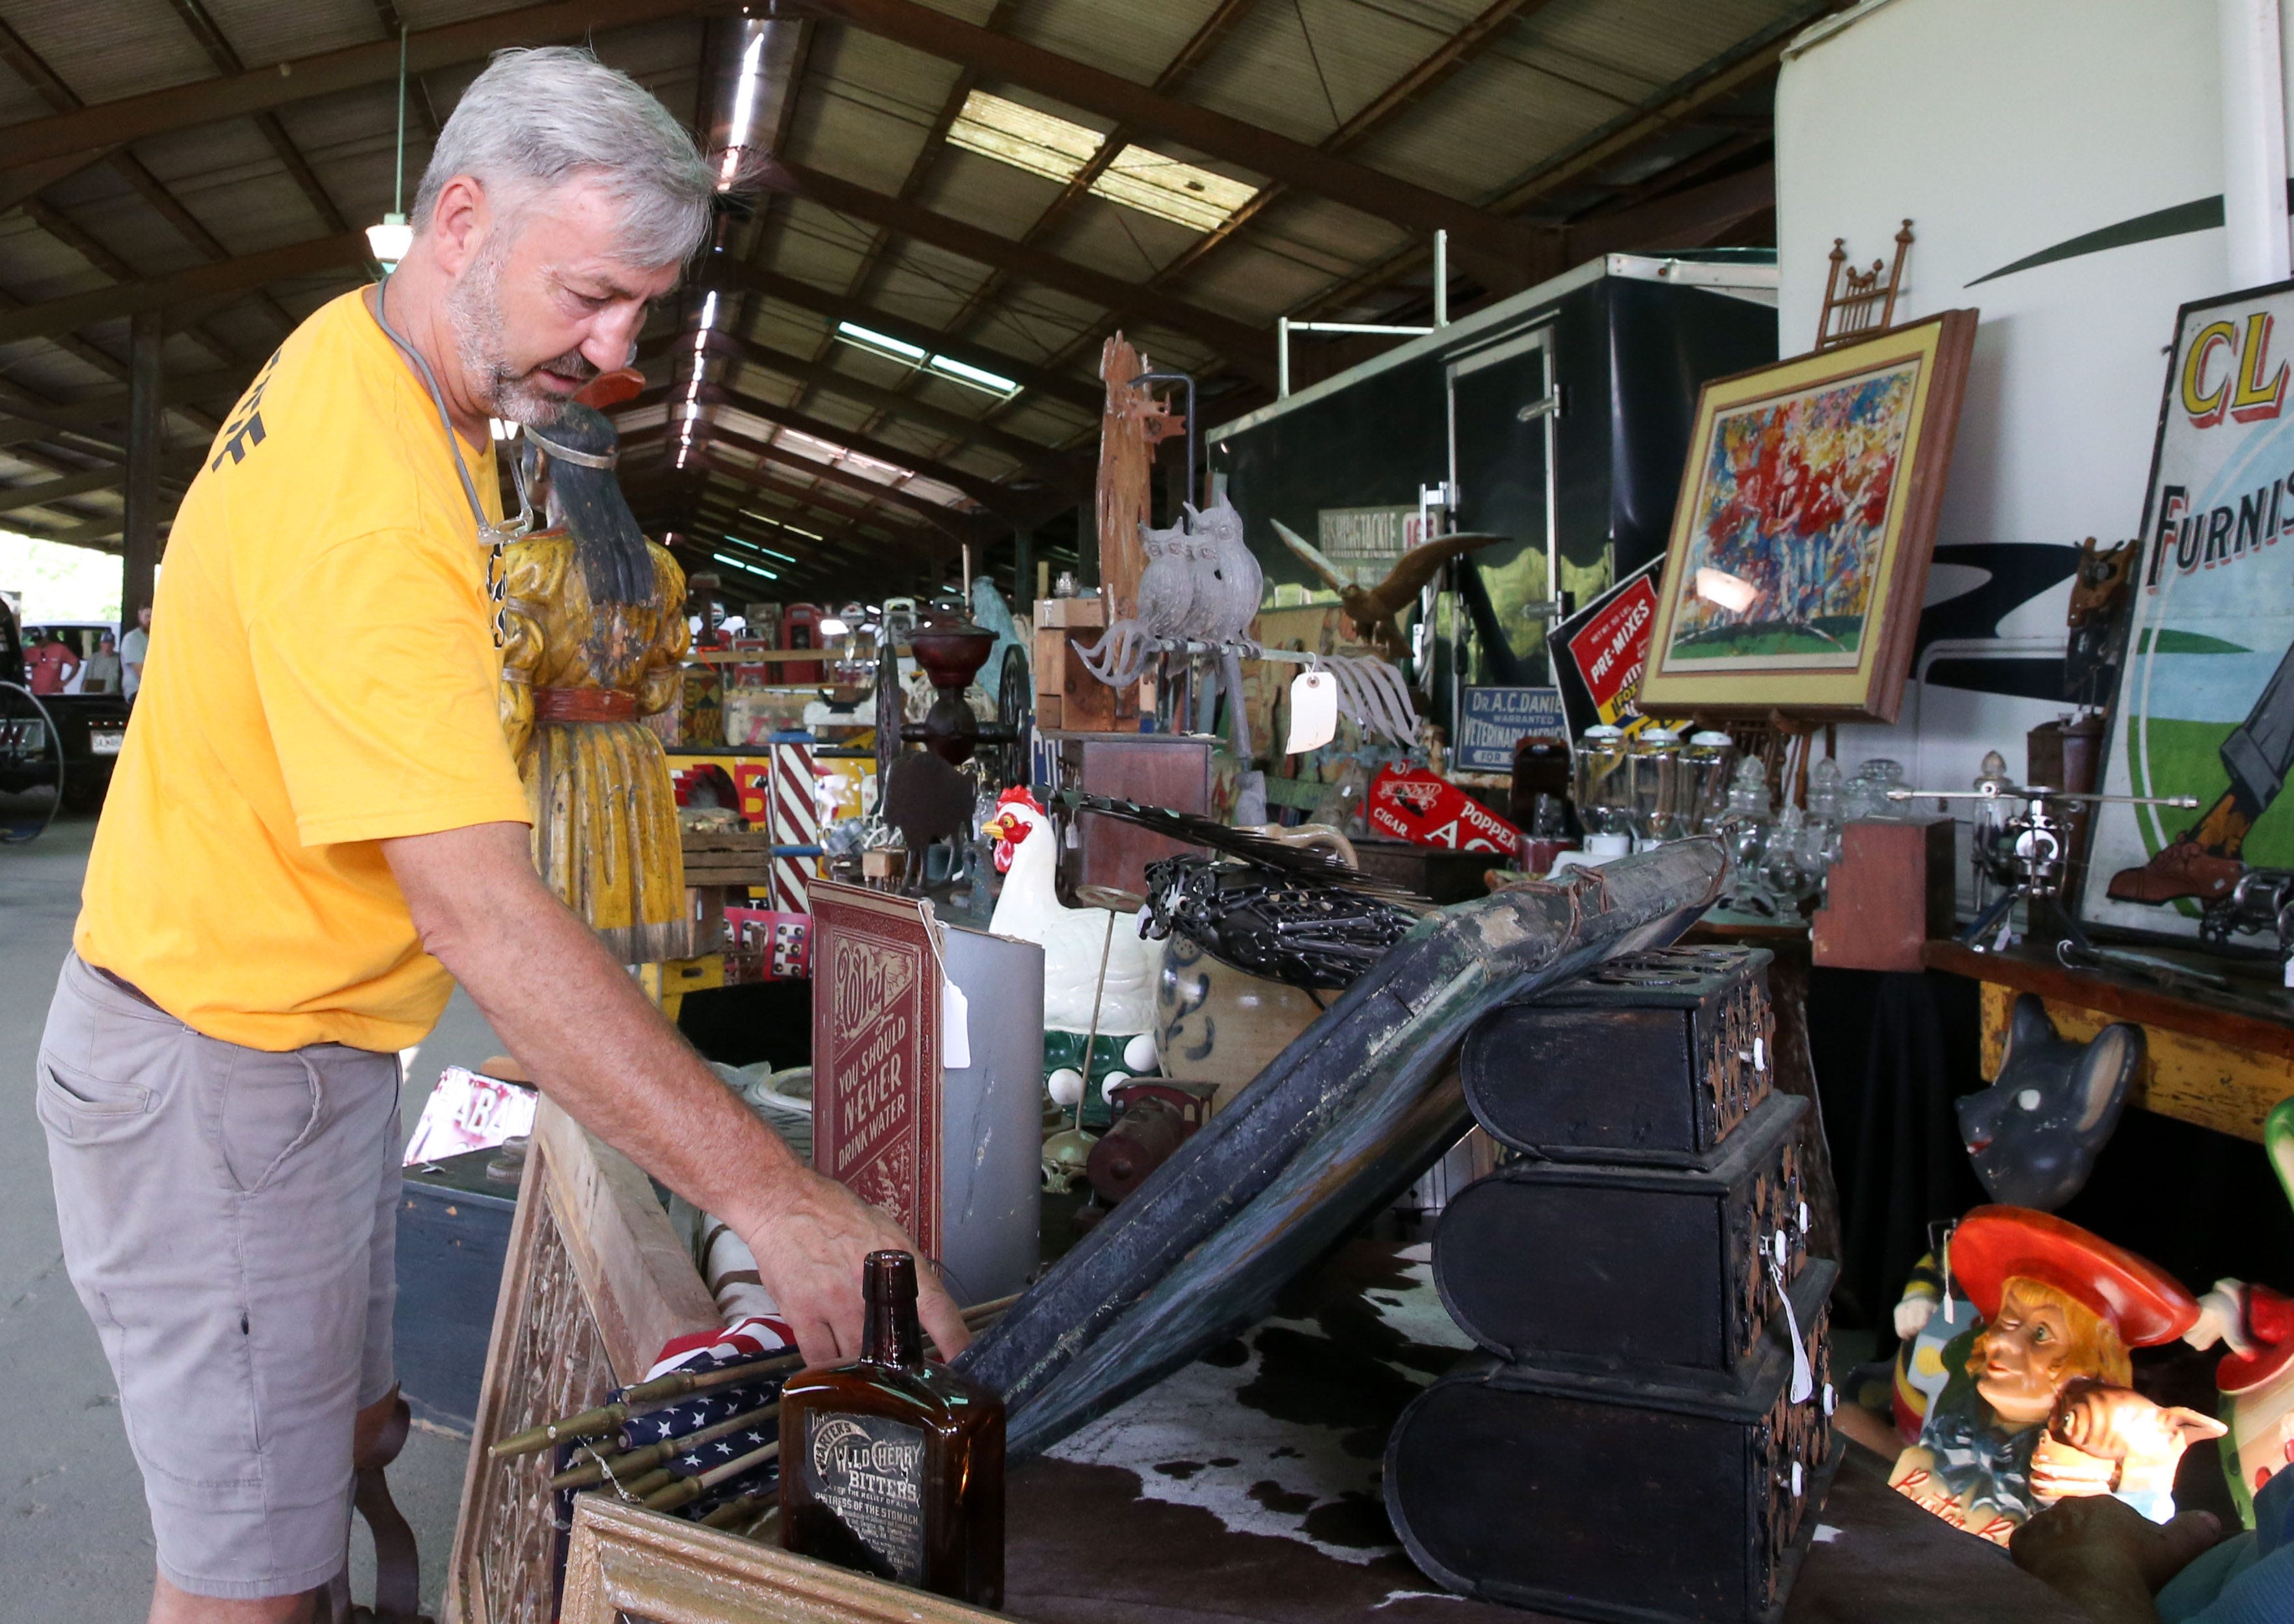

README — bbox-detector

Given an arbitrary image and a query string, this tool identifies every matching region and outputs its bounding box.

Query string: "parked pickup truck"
[3,599,130,811]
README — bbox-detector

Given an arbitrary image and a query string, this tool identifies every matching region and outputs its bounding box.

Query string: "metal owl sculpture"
[1957,994,2140,1211]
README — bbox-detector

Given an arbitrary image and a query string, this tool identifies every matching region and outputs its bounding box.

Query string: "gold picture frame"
[559,1496,1007,1623]
[1636,309,1978,723]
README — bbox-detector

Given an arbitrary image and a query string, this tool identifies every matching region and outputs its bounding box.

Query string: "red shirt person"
[27,634,80,695]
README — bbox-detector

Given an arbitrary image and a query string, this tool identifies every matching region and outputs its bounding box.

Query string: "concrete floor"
[2,814,501,1618]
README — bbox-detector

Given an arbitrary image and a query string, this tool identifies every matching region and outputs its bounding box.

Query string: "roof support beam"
[683,332,1090,481]
[0,0,700,174]
[702,255,1104,416]
[0,232,370,347]
[623,423,982,545]
[622,446,955,542]
[799,0,1544,278]
[0,367,246,453]
[751,159,1276,383]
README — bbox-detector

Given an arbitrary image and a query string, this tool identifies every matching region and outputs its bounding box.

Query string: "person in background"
[81,632,122,695]
[28,629,80,696]
[120,602,150,699]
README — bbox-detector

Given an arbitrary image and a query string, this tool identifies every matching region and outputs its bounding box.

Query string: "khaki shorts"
[36,952,402,1601]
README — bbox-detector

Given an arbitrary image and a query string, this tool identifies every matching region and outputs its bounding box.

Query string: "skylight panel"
[1091,146,1258,232]
[944,91,1261,235]
[947,90,1102,185]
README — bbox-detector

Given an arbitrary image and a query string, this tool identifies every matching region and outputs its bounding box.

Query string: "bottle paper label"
[804,1411,929,1584]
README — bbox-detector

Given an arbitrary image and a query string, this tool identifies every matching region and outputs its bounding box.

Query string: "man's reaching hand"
[733,1172,972,1366]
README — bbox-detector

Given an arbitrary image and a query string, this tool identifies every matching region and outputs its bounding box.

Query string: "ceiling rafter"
[624,420,983,545]
[703,254,1104,414]
[0,0,702,176]
[0,232,370,347]
[751,157,1275,383]
[0,12,301,345]
[688,381,1031,516]
[623,442,956,542]
[952,0,1554,439]
[698,332,1089,481]
[797,0,1548,279]
[163,0,352,236]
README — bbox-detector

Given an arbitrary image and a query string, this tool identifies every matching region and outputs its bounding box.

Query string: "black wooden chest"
[1386,1260,1840,1624]
[1434,1092,1810,1375]
[1460,945,1773,1163]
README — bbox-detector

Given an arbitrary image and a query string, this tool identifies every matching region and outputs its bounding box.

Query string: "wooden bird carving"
[1270,518,1508,656]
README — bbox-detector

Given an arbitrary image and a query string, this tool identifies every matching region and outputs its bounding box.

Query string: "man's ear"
[426,174,493,278]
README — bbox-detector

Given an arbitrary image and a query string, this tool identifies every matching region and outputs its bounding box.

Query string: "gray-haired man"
[42,47,966,1624]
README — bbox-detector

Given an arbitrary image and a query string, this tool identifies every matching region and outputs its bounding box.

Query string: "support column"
[121,308,163,624]
[1012,524,1032,614]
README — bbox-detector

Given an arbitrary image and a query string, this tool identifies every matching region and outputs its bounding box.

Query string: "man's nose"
[582,307,646,372]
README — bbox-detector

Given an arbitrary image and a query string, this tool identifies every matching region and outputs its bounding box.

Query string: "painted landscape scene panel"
[1664,359,1920,669]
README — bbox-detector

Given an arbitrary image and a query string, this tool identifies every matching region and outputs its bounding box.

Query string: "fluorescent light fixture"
[739,509,821,541]
[948,90,1102,185]
[835,321,927,363]
[943,89,1258,235]
[718,29,767,189]
[927,354,1018,394]
[1090,146,1257,232]
[676,446,690,468]
[818,616,850,637]
[722,534,798,564]
[699,290,718,331]
[1694,567,1760,613]
[366,213,413,269]
[713,551,779,580]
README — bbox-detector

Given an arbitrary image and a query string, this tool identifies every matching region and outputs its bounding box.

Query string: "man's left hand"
[2012,1496,2225,1624]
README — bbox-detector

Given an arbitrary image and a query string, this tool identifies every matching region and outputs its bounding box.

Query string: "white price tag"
[1285,670,1338,754]
[942,976,972,1070]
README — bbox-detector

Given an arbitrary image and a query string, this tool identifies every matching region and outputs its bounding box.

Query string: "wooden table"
[1923,939,2294,1141]
[448,1102,2084,1624]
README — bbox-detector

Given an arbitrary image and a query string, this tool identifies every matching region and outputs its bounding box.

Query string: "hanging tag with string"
[1286,662,1339,754]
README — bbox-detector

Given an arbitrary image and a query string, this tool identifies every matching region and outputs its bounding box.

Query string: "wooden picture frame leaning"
[560,1496,1005,1624]
[1637,309,1979,724]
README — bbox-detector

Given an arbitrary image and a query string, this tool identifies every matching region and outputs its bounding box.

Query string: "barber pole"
[768,729,819,914]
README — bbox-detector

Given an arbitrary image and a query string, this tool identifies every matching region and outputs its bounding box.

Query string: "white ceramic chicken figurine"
[980,785,1160,1037]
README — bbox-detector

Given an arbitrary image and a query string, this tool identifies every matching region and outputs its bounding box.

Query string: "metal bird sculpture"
[1270,517,1509,658]
[1062,792,1430,990]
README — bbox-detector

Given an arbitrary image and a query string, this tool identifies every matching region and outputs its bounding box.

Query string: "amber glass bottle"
[779,1251,1005,1605]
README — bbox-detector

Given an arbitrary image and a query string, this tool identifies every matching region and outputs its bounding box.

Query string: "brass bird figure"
[1270,518,1508,656]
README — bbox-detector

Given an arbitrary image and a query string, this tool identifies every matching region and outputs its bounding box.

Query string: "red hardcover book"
[809,881,942,1259]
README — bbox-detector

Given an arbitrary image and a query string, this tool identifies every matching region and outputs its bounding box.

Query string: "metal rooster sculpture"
[1061,792,1430,990]
[1270,517,1509,659]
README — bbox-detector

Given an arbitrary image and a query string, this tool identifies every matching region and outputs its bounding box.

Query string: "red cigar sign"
[1367,765,1521,855]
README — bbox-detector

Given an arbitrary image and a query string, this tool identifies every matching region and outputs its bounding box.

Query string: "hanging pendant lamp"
[366,27,414,269]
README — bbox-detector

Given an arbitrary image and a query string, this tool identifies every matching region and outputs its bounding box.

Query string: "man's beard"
[444,241,597,425]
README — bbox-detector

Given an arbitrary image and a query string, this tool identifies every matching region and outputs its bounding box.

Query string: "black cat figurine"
[1956,994,2140,1211]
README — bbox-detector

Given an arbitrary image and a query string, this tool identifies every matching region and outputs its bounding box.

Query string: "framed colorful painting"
[1637,310,1978,722]
[2081,279,2294,942]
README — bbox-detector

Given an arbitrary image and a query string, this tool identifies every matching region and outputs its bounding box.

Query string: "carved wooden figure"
[499,377,693,964]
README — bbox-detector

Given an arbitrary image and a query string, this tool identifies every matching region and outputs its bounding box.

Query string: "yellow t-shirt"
[76,288,534,1053]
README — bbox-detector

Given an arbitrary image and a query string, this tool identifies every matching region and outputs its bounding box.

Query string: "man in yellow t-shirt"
[37,48,964,1624]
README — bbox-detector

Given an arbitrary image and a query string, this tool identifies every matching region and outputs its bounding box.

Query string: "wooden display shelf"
[1923,939,2294,1142]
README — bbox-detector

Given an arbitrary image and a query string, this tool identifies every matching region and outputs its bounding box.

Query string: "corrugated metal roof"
[0,0,1803,588]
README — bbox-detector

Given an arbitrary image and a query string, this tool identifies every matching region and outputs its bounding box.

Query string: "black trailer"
[1208,252,1778,734]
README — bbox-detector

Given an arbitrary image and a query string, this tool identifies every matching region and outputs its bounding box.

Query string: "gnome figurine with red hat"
[1889,1206,2224,1547]
[2182,1096,2294,1528]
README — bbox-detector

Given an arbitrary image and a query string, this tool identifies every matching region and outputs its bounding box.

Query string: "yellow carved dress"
[499,531,693,964]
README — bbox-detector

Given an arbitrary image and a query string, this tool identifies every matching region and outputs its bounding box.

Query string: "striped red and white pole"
[767,728,821,914]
